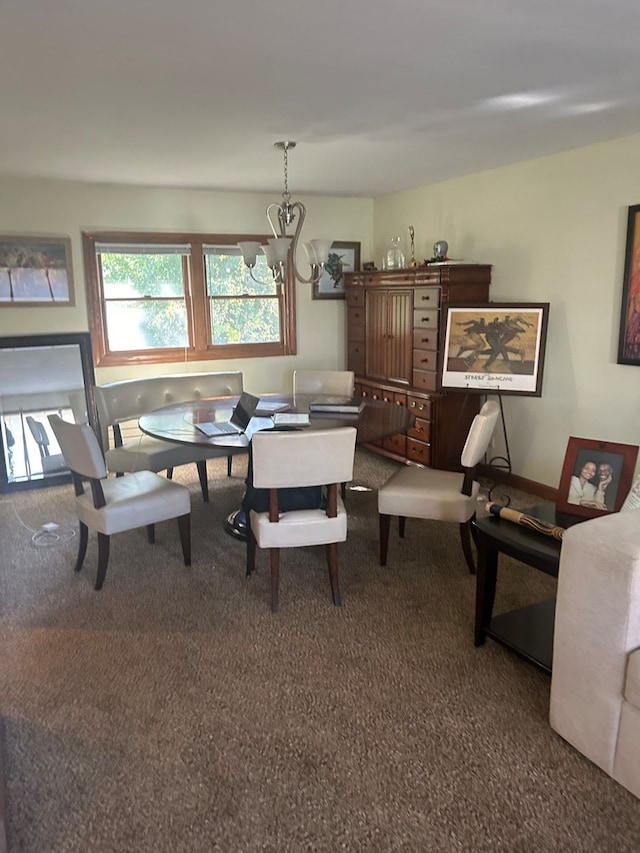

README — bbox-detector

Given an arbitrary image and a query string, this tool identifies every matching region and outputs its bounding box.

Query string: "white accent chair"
[292,369,355,397]
[550,509,640,800]
[94,371,246,502]
[293,370,355,499]
[247,426,357,611]
[48,414,191,591]
[378,400,500,573]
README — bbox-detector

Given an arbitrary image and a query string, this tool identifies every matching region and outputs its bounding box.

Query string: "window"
[83,231,297,367]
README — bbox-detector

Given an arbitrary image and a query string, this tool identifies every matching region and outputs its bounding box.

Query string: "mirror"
[0,333,97,491]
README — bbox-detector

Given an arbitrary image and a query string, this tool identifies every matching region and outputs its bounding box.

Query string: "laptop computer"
[194,391,259,436]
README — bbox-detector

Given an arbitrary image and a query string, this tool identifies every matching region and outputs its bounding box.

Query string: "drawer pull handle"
[420,358,430,364]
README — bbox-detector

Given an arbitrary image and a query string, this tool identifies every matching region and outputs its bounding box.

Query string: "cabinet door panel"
[386,290,413,384]
[365,290,388,379]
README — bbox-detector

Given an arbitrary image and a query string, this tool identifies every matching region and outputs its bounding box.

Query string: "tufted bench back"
[96,371,243,430]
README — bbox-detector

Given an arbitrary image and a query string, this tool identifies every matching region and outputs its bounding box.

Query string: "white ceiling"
[2,0,640,198]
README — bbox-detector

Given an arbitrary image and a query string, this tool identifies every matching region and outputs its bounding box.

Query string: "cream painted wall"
[374,133,640,488]
[0,177,373,393]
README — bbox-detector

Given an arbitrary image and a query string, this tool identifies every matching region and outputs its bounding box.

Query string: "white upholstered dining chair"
[292,369,355,397]
[377,400,500,573]
[48,414,191,591]
[246,426,357,611]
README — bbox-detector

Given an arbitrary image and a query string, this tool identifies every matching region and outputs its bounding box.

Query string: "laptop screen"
[231,391,259,430]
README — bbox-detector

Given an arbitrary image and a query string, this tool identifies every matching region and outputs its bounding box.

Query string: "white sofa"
[550,509,640,799]
[94,371,246,501]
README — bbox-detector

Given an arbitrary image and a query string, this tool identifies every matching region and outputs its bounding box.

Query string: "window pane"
[205,253,275,297]
[105,300,188,350]
[101,253,185,298]
[210,297,280,344]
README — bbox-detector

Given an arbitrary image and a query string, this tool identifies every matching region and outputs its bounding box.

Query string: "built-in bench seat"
[94,371,246,501]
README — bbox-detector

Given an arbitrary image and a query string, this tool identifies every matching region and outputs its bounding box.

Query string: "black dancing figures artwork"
[440,303,550,396]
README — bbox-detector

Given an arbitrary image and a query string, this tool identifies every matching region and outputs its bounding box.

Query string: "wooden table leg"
[474,528,498,646]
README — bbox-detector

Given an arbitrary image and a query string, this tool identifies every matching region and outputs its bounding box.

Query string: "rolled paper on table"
[485,503,566,540]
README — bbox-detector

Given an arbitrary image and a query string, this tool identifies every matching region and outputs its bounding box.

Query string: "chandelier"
[238,141,333,286]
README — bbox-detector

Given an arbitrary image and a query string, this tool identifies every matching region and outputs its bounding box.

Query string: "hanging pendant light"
[238,141,332,285]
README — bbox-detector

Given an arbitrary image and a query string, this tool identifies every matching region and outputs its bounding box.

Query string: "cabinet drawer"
[407,438,431,466]
[346,287,365,307]
[383,434,407,455]
[413,308,438,330]
[347,346,365,374]
[413,328,438,351]
[348,314,365,341]
[407,394,432,418]
[380,388,407,408]
[413,369,438,392]
[360,383,383,401]
[414,287,441,308]
[413,350,438,372]
[407,416,430,443]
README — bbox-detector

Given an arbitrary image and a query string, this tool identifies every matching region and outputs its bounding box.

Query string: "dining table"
[139,393,415,539]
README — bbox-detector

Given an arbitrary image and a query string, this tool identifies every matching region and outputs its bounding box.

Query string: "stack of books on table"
[308,396,365,414]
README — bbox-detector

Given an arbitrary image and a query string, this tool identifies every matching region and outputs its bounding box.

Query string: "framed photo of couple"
[556,437,639,519]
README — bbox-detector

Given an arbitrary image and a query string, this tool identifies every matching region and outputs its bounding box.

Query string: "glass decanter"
[383,236,405,270]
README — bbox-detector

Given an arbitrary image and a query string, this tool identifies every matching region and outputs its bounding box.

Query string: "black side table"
[472,503,569,673]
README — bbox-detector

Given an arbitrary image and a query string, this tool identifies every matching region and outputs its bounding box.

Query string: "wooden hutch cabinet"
[345,265,491,469]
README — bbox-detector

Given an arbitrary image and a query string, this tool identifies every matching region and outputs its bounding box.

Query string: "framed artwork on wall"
[440,303,550,396]
[556,436,639,519]
[312,241,360,300]
[0,235,75,306]
[617,203,640,365]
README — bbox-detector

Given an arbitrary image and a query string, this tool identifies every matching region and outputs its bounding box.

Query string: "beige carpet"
[0,450,638,852]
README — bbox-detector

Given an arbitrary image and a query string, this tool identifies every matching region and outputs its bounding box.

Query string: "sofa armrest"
[550,509,640,775]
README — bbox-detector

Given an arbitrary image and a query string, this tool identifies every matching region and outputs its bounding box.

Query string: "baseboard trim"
[479,464,558,503]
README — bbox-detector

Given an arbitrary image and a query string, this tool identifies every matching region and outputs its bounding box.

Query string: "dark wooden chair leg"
[166,468,174,479]
[177,514,191,565]
[341,482,346,500]
[399,516,406,538]
[147,524,155,544]
[379,513,391,566]
[75,522,88,572]
[270,548,280,612]
[196,461,209,503]
[326,542,341,606]
[95,532,110,590]
[227,455,233,477]
[246,519,256,577]
[460,520,477,574]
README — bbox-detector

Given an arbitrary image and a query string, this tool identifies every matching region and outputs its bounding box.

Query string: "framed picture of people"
[440,303,549,396]
[556,437,639,519]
